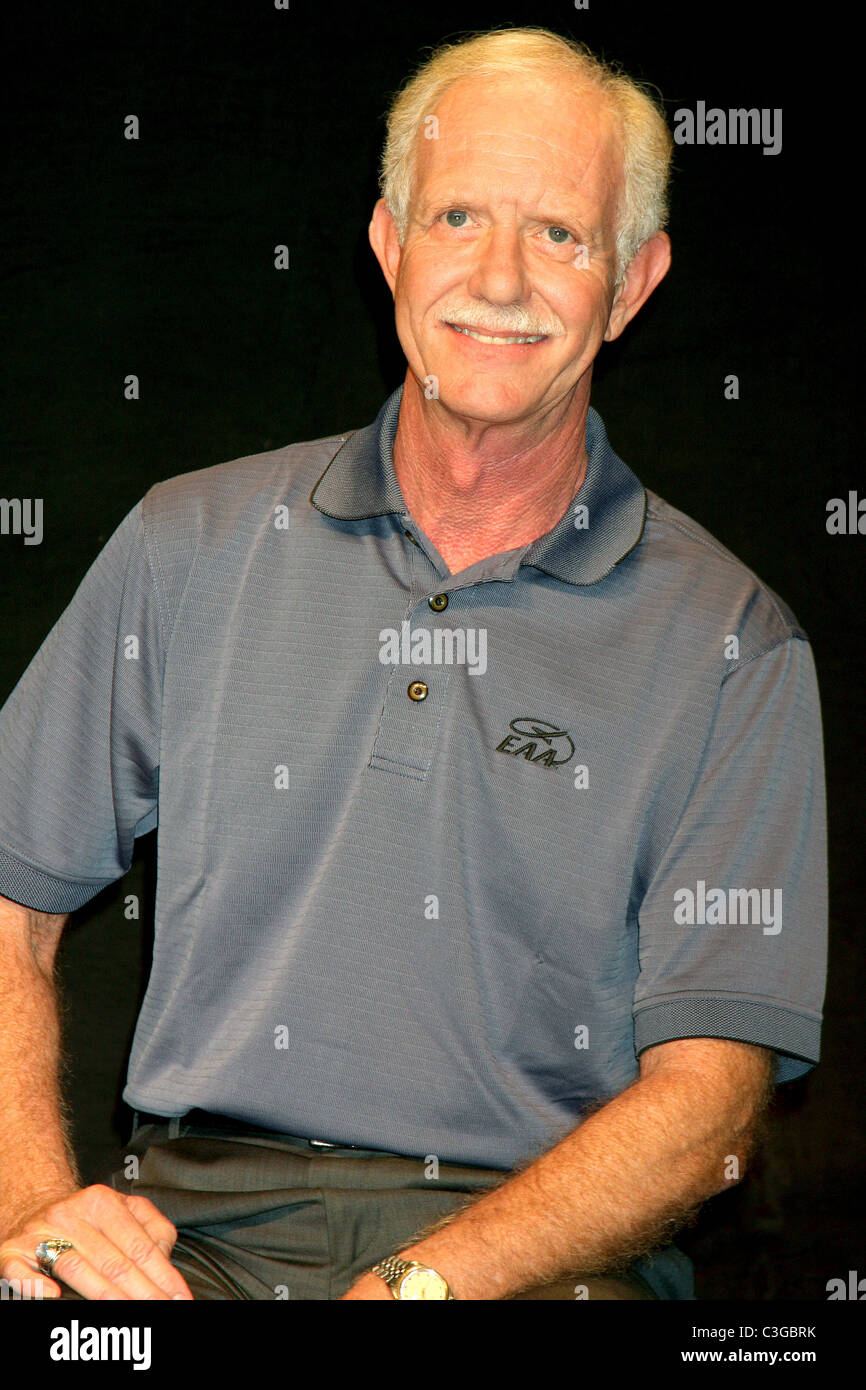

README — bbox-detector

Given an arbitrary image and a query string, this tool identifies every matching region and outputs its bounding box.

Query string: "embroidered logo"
[495,718,575,767]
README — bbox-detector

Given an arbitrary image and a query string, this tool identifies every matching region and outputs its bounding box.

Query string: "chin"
[435,379,543,425]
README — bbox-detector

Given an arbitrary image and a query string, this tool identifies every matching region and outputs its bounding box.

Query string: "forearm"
[396,1042,771,1300]
[0,897,79,1241]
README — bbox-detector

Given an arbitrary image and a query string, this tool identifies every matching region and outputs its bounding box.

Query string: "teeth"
[451,325,544,345]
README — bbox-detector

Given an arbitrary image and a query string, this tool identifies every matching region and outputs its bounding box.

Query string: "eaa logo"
[495,717,575,767]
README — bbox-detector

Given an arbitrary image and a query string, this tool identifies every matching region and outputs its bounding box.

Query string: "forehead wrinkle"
[440,121,597,155]
[426,122,608,174]
[418,139,616,226]
[417,107,619,214]
[433,75,617,153]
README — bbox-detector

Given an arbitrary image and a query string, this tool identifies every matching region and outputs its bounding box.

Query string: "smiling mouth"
[446,322,547,345]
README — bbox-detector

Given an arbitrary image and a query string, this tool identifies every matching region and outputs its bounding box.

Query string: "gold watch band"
[370,1254,454,1299]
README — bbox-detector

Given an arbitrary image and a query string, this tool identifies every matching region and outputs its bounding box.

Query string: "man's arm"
[343,1037,774,1300]
[0,893,80,1231]
[0,891,193,1298]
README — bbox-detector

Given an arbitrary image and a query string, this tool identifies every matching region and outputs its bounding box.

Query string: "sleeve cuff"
[634,993,821,1083]
[0,846,111,913]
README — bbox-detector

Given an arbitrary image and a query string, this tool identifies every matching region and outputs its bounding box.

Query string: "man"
[0,28,826,1301]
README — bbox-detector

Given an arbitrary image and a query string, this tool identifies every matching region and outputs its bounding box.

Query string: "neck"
[392,372,590,575]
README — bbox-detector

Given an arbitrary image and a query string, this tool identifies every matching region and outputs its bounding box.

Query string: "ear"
[368,198,403,296]
[603,231,671,342]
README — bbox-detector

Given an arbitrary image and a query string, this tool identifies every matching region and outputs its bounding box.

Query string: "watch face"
[398,1266,448,1300]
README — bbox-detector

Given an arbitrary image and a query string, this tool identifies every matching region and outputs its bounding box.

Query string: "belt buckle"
[308,1137,342,1149]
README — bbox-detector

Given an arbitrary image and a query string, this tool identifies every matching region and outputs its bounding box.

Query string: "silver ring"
[35,1238,75,1276]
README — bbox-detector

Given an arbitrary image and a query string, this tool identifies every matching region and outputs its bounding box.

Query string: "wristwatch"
[370,1254,454,1299]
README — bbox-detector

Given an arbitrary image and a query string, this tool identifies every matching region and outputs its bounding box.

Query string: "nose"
[465,222,533,311]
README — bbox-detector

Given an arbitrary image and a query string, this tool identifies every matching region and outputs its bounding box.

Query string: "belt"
[131,1107,374,1151]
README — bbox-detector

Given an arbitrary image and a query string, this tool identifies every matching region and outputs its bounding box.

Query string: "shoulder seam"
[721,632,807,686]
[139,495,170,655]
[646,499,800,636]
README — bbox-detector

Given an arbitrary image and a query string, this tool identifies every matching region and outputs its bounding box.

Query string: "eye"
[443,210,470,228]
[544,226,573,244]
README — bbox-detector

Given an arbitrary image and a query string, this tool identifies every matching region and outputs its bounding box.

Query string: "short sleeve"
[0,501,164,912]
[633,636,827,1083]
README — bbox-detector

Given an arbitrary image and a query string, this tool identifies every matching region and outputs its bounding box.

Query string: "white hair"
[378,27,673,286]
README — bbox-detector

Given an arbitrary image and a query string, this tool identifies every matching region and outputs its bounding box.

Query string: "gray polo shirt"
[0,385,826,1181]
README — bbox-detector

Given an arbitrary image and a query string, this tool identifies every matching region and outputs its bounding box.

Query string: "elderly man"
[0,28,825,1301]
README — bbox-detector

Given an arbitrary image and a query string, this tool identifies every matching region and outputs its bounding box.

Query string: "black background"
[1,1,862,1299]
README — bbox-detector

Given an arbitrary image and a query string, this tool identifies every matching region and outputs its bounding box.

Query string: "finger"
[76,1186,191,1299]
[0,1251,61,1299]
[122,1197,193,1298]
[122,1193,180,1253]
[103,1198,193,1299]
[37,1213,169,1301]
[50,1246,133,1301]
[5,1233,131,1302]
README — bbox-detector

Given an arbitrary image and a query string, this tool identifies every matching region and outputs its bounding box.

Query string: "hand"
[340,1271,394,1300]
[0,1184,194,1300]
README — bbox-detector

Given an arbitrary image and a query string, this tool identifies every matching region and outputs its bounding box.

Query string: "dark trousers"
[58,1113,662,1300]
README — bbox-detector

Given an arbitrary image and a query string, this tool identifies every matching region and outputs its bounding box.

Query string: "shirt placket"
[367,524,464,780]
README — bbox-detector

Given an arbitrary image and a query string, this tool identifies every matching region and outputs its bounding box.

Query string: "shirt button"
[404,528,419,546]
[408,681,428,701]
[428,593,448,611]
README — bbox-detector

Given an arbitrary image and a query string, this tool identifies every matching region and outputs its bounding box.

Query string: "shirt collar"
[310,383,646,586]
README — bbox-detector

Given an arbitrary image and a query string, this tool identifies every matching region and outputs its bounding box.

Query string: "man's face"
[380,71,627,428]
